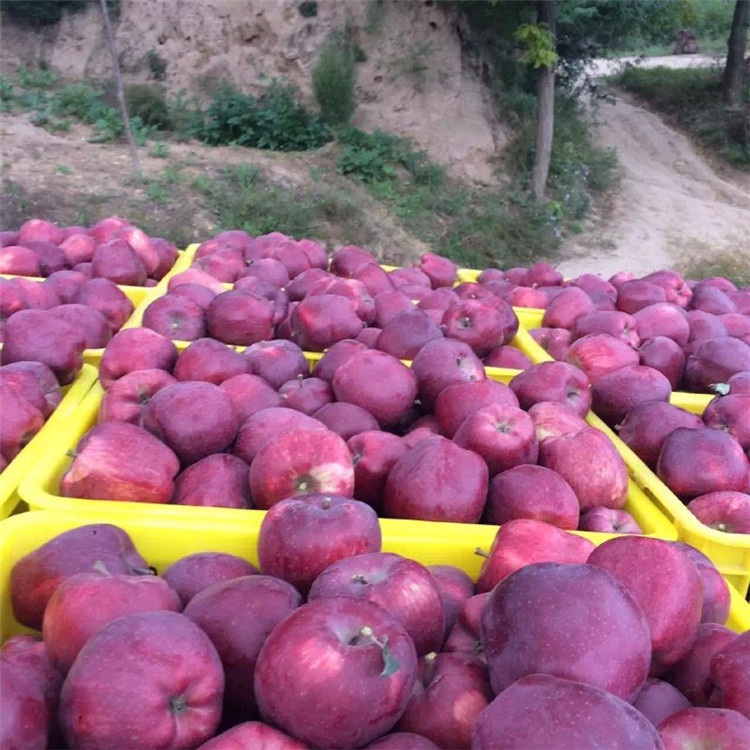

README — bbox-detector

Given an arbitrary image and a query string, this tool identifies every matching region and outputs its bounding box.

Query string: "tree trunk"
[722,0,749,107]
[530,0,556,202]
[99,0,140,174]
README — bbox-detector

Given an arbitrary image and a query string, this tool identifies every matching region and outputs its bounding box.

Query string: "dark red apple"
[258,493,381,595]
[433,380,517,439]
[332,349,418,427]
[673,542,731,625]
[588,537,703,672]
[529,326,573,359]
[98,368,177,426]
[172,453,251,509]
[376,309,443,360]
[219,370,283,423]
[173,338,247,385]
[475,519,594,593]
[657,707,750,750]
[703,393,750,451]
[410,338,486,411]
[0,383,45,462]
[0,245,42,275]
[313,401,380,440]
[441,298,518,356]
[169,282,217,311]
[91,239,147,286]
[538,426,629,510]
[279,375,332,415]
[591,364,672,428]
[685,337,750,392]
[308,551,444,656]
[240,257,290,288]
[254,597,418,749]
[42,570,180,673]
[11,523,150,631]
[44,270,89,304]
[98,328,178,389]
[184,575,302,715]
[292,294,364,351]
[527,400,589,441]
[509,361,591,417]
[142,294,206,341]
[426,564,475,640]
[453,404,538,476]
[486,464,580,528]
[473,674,663,750]
[374,290,414,327]
[59,611,224,750]
[633,303,690,347]
[617,280,669,314]
[347,430,409,512]
[0,361,60,418]
[687,491,750,534]
[311,339,368,382]
[657,428,749,499]
[578,507,643,534]
[383,435,488,523]
[0,659,48,750]
[61,420,180,503]
[249,427,355,509]
[483,345,533,370]
[243,339,308,389]
[563,333,640,382]
[396,651,492,748]
[541,286,597,328]
[639,335,687,389]
[206,290,274,346]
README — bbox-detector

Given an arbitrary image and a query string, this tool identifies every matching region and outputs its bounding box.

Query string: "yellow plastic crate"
[0,364,97,520]
[1,510,746,643]
[18,358,676,547]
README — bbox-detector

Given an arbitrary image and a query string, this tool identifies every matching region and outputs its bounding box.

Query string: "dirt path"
[557,59,750,279]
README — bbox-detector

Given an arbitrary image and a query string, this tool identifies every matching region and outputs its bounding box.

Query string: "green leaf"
[379,635,400,677]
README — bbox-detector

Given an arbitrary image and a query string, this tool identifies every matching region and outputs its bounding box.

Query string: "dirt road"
[557,57,750,279]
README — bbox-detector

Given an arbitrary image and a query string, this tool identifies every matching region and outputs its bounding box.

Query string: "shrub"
[124,84,171,130]
[147,50,168,82]
[311,31,356,127]
[1,0,85,26]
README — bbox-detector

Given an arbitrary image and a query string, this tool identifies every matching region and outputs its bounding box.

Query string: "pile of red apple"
[2,517,749,749]
[0,361,63,475]
[139,230,526,369]
[0,217,179,287]
[501,266,750,395]
[60,321,650,536]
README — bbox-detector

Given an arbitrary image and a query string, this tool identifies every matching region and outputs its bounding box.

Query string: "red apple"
[703,393,750,451]
[258,493,381,595]
[91,239,147,286]
[657,707,750,750]
[332,349,418,427]
[0,361,59,418]
[396,651,492,748]
[233,406,326,464]
[374,290,414,327]
[376,309,443,360]
[0,659,48,750]
[309,551,444,655]
[254,597,418,749]
[206,290,274,346]
[410,338,486,410]
[42,570,180,673]
[687,491,750,534]
[142,294,206,341]
[570,310,641,346]
[473,674,663,749]
[441,298,518,356]
[434,378,518,438]
[527,400,589,440]
[169,282,217,310]
[59,611,224,750]
[98,368,177,426]
[634,303,690,347]
[475,519,594,592]
[141,381,239,466]
[2,308,86,384]
[313,401,380,440]
[639,335,687,389]
[509,361,591,417]
[588,537,703,672]
[172,453,251,509]
[483,345,532,370]
[292,294,364,351]
[0,383,45,462]
[591,364,672,428]
[687,309,728,344]
[353,263,394,297]
[240,257,290,288]
[184,575,302,715]
[0,245,42,275]
[99,328,178,389]
[347,431,409,512]
[685,337,750,392]
[486,465,580,528]
[617,280,669,314]
[691,285,737,315]
[480,562,651,700]
[250,427,355,509]
[243,339,308,389]
[44,270,89,304]
[279,375,333,415]
[9,277,60,309]
[383,435,488,523]
[673,542,731,625]
[173,338,248,385]
[364,732,439,749]
[311,339,368,382]
[61,420,180,503]
[453,404,538,476]
[578,507,643,534]
[529,326,573,359]
[563,333,640,382]
[426,564,475,641]
[657,428,749,499]
[541,286,597,328]
[444,592,490,659]
[162,552,258,607]
[418,252,457,288]
[538,426,629,510]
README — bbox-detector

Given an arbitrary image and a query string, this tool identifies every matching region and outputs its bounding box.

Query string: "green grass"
[612,66,749,167]
[602,37,728,59]
[677,250,750,287]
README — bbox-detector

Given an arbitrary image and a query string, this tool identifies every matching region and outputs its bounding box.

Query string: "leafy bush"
[311,31,356,127]
[197,81,330,150]
[146,50,168,82]
[125,84,171,130]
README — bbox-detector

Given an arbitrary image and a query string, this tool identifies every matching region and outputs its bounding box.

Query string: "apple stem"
[357,626,400,677]
[474,547,490,559]
[66,449,78,459]
[321,496,331,510]
[350,574,368,584]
